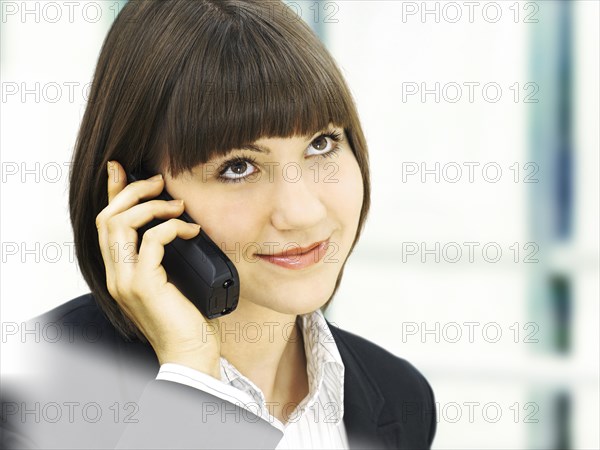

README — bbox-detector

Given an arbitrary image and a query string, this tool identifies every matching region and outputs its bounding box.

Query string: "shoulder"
[33,292,108,326]
[328,321,434,397]
[29,293,140,349]
[327,320,437,446]
[26,293,157,377]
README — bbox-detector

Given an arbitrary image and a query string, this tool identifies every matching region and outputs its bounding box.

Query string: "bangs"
[155,3,355,177]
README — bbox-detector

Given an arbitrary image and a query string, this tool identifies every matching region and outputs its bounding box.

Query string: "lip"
[257,238,331,270]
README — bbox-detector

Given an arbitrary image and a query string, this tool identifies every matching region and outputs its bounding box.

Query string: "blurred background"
[1,1,598,448]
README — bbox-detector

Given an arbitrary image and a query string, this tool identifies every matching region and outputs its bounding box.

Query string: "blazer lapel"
[327,321,400,450]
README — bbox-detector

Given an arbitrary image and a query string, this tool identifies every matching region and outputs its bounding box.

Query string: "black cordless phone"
[126,167,239,319]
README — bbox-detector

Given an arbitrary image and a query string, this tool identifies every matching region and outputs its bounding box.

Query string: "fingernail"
[168,199,184,206]
[107,161,114,172]
[150,173,163,181]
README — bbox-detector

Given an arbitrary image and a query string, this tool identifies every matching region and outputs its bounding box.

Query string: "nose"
[269,165,327,231]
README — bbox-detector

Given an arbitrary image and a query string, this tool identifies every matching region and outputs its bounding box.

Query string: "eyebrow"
[238,143,271,155]
[215,126,341,160]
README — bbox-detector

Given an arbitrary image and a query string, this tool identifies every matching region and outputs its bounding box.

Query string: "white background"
[1,1,598,448]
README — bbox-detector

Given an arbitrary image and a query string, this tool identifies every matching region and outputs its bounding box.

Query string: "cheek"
[329,154,364,222]
[185,189,261,251]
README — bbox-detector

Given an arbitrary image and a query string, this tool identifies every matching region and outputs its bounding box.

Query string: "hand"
[95,160,221,378]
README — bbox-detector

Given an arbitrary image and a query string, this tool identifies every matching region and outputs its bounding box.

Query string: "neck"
[215,299,308,403]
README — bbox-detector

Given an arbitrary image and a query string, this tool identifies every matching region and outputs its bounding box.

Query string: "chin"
[237,260,343,315]
[248,286,333,316]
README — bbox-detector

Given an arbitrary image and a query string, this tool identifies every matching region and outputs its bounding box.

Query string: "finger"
[105,224,140,294]
[102,197,187,267]
[114,199,187,230]
[137,219,201,275]
[105,173,165,220]
[100,194,188,295]
[107,160,127,203]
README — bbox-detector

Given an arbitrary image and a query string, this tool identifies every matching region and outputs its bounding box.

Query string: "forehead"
[254,134,312,146]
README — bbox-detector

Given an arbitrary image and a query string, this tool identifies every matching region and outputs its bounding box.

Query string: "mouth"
[256,237,331,270]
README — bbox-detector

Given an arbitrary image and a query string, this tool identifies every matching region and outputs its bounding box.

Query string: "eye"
[218,156,259,183]
[306,131,344,159]
[216,129,344,184]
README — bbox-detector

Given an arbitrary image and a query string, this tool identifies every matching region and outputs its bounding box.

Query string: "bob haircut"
[69,0,371,341]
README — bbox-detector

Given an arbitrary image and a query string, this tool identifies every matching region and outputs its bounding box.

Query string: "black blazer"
[1,294,436,449]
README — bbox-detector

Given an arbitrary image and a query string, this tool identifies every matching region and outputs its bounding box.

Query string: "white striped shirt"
[157,309,349,449]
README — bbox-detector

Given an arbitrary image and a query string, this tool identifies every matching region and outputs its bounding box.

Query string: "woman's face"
[161,125,363,315]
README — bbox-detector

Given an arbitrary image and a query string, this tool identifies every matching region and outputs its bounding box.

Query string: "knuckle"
[106,216,120,233]
[106,279,118,300]
[113,274,134,303]
[95,212,105,230]
[142,226,159,241]
[166,218,180,227]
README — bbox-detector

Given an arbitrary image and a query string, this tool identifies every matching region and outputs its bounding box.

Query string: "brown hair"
[69,0,371,341]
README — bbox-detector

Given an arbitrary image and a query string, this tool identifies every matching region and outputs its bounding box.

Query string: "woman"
[4,1,436,448]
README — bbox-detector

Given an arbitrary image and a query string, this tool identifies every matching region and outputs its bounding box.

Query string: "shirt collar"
[219,309,345,424]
